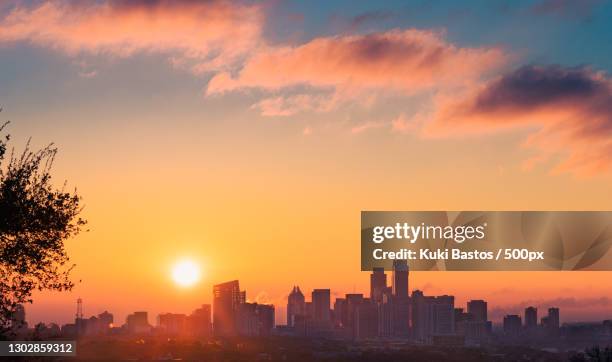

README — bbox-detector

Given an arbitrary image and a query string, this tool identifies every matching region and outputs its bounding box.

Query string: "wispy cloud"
[0,0,264,73]
[206,29,506,104]
[423,65,612,176]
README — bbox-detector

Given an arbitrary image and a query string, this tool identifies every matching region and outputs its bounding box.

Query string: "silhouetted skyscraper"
[411,291,455,342]
[547,307,560,330]
[126,311,150,334]
[525,306,537,329]
[287,286,305,327]
[392,260,409,298]
[312,289,331,322]
[467,300,487,322]
[213,280,243,336]
[158,313,187,335]
[370,268,387,303]
[503,315,522,336]
[189,304,211,337]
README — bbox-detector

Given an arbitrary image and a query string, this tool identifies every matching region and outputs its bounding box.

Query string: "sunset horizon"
[1,0,612,360]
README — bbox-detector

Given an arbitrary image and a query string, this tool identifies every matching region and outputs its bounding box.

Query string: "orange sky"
[0,0,611,327]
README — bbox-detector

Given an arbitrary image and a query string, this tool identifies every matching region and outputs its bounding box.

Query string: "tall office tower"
[411,291,455,342]
[333,298,347,327]
[503,315,522,336]
[467,300,488,322]
[158,313,188,335]
[524,306,538,329]
[370,268,387,303]
[354,301,378,340]
[287,286,305,327]
[392,260,409,298]
[126,311,150,334]
[312,289,331,322]
[547,307,560,329]
[98,311,114,329]
[188,304,212,337]
[432,295,455,335]
[213,280,243,336]
[345,294,364,330]
[256,304,275,336]
[411,290,428,342]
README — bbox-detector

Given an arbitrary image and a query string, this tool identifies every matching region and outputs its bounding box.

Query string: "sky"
[1,0,612,327]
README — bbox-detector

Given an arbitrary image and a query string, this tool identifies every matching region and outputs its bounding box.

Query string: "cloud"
[206,29,506,100]
[350,120,387,134]
[423,65,612,176]
[0,0,264,73]
[530,0,601,20]
[252,94,337,117]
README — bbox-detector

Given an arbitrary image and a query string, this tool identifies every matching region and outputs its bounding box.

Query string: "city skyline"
[19,266,597,331]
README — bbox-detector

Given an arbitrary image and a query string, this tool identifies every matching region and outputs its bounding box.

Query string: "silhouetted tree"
[0,117,85,337]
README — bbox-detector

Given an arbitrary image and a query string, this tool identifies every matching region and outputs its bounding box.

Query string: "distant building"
[411,291,455,343]
[354,299,378,340]
[188,304,211,337]
[547,308,560,329]
[392,260,409,298]
[467,300,487,322]
[345,293,364,333]
[542,307,560,336]
[213,280,244,336]
[126,311,151,334]
[503,315,522,336]
[98,311,114,329]
[524,307,537,330]
[287,286,305,327]
[158,313,187,335]
[237,303,274,336]
[431,295,455,335]
[312,289,331,322]
[333,298,346,328]
[370,268,387,304]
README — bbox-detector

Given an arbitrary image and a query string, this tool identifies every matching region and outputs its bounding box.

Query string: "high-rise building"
[213,280,243,336]
[256,304,275,336]
[312,289,331,322]
[333,298,346,327]
[546,307,560,332]
[524,306,537,329]
[345,293,364,331]
[354,300,378,340]
[503,315,522,336]
[98,311,113,329]
[188,304,211,337]
[287,286,305,327]
[467,300,487,322]
[126,311,150,334]
[431,295,455,335]
[392,260,409,298]
[411,291,455,343]
[370,268,387,304]
[158,313,187,335]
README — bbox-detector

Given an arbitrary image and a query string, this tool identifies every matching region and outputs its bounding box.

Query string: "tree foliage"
[0,119,85,336]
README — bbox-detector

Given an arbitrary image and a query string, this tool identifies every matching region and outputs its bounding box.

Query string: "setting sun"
[171,260,200,287]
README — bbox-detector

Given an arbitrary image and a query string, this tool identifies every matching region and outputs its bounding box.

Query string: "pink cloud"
[252,94,337,117]
[0,0,264,73]
[423,65,612,176]
[206,29,506,98]
[350,120,387,134]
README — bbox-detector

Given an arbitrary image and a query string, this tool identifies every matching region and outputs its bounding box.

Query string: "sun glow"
[171,260,200,287]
